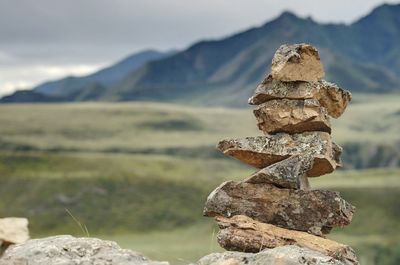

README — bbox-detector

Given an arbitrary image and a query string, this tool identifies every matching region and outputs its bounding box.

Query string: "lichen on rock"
[0,235,169,265]
[217,132,341,177]
[204,181,355,235]
[271,44,325,82]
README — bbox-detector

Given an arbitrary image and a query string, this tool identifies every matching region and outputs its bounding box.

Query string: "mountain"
[2,3,400,105]
[0,50,174,103]
[0,90,64,103]
[103,5,400,106]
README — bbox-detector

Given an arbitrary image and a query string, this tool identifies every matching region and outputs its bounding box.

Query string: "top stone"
[271,43,324,82]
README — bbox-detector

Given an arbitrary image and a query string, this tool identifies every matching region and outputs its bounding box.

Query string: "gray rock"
[0,235,169,265]
[271,44,324,82]
[253,99,331,134]
[195,245,355,265]
[244,155,312,190]
[203,181,355,235]
[248,75,352,119]
[217,132,341,177]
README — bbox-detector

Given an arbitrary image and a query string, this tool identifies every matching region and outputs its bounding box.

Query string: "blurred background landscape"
[0,1,400,265]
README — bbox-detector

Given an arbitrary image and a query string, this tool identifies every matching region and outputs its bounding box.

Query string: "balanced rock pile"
[203,44,358,264]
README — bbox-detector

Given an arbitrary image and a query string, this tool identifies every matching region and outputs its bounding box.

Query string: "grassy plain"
[1,150,399,265]
[0,93,400,265]
[0,93,399,153]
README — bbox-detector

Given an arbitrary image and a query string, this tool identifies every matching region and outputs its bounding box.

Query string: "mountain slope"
[2,4,400,105]
[103,7,400,106]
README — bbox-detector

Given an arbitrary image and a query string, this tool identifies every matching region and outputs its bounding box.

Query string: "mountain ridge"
[2,4,400,105]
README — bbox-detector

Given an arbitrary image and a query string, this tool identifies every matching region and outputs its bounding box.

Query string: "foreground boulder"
[248,76,351,118]
[0,235,169,265]
[253,99,331,134]
[196,245,355,265]
[0,218,29,246]
[215,215,359,265]
[271,44,324,82]
[204,181,355,235]
[217,132,342,177]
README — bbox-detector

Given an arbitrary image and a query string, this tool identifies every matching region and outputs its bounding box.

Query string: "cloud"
[0,63,105,96]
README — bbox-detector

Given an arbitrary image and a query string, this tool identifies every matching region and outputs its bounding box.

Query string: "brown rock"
[204,181,355,235]
[253,99,331,134]
[248,75,351,118]
[271,44,324,82]
[216,215,359,265]
[244,155,312,190]
[0,218,29,245]
[318,80,352,118]
[217,132,341,177]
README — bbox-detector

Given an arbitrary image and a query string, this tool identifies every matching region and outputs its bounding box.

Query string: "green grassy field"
[0,94,400,265]
[0,93,399,153]
[1,151,399,265]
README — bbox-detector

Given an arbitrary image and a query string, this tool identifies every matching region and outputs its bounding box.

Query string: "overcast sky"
[0,0,398,96]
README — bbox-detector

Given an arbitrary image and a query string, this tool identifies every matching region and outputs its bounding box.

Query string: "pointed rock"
[217,132,341,177]
[244,155,312,190]
[271,43,324,82]
[248,75,351,118]
[215,215,359,265]
[318,80,352,118]
[253,98,331,134]
[204,181,355,235]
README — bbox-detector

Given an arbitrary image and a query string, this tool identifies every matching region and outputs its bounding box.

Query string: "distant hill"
[1,50,174,103]
[2,3,400,105]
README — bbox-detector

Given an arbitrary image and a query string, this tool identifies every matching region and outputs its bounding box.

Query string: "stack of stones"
[203,44,359,265]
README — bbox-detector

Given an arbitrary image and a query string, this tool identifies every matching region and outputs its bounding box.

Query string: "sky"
[0,0,399,96]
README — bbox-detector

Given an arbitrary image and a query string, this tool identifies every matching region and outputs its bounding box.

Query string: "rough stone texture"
[204,181,355,235]
[253,99,331,134]
[271,44,325,82]
[0,235,169,265]
[215,215,359,265]
[244,155,312,190]
[195,245,355,265]
[217,132,342,177]
[248,75,351,118]
[318,80,352,118]
[0,218,29,245]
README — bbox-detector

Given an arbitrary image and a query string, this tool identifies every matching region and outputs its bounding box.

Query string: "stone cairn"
[203,44,359,264]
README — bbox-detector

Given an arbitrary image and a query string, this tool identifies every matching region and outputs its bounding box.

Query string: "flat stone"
[253,99,331,134]
[0,218,29,245]
[271,43,324,82]
[0,235,169,265]
[217,132,342,177]
[204,181,355,235]
[215,215,359,265]
[244,155,312,190]
[248,75,351,118]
